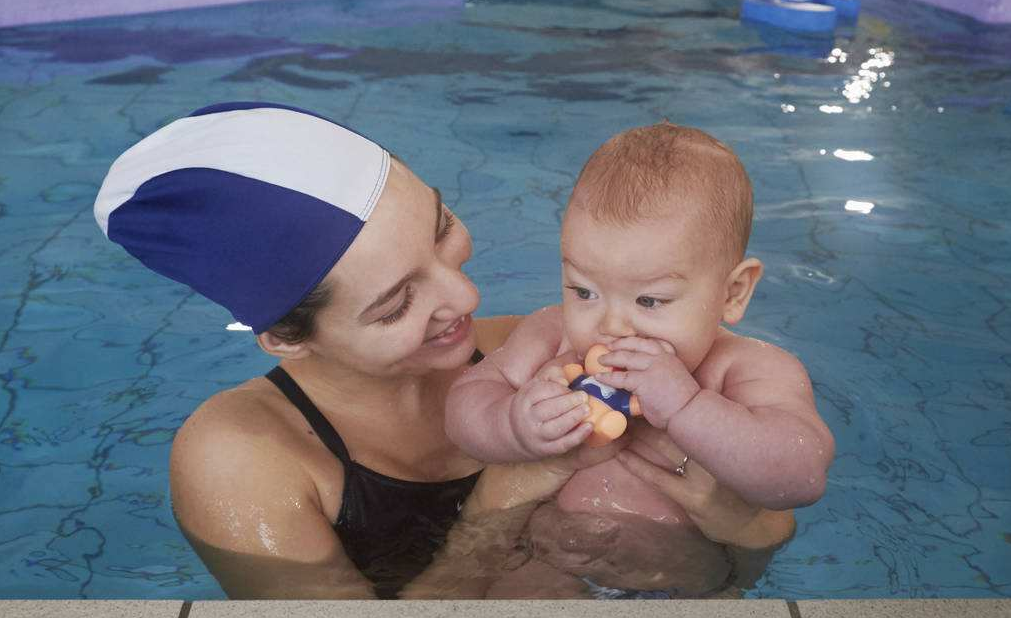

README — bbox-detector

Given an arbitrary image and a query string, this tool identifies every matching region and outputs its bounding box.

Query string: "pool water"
[1,0,1009,601]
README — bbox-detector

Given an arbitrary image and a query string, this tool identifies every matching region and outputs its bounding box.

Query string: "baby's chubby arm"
[597,336,834,510]
[445,306,594,463]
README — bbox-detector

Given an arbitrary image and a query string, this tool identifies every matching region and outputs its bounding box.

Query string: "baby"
[446,122,835,596]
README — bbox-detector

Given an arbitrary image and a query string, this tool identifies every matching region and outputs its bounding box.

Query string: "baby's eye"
[636,296,668,309]
[566,286,596,300]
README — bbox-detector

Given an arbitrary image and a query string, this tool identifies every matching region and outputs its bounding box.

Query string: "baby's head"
[560,122,763,371]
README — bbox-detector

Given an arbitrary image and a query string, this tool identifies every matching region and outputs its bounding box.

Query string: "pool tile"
[187,599,793,618]
[0,600,183,618]
[796,599,1011,617]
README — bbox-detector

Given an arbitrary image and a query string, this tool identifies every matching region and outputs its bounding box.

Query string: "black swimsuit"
[264,349,485,599]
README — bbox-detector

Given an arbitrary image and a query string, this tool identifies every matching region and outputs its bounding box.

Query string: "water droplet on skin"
[808,477,816,484]
[778,492,786,498]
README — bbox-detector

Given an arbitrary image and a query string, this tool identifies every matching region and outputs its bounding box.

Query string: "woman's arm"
[170,394,376,599]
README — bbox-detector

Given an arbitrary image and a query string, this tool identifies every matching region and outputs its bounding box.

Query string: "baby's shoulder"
[699,329,809,390]
[504,304,565,351]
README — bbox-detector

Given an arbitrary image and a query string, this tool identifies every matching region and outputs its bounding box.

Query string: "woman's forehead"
[326,161,439,305]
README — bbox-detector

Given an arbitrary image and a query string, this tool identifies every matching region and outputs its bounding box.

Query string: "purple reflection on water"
[0,0,463,65]
[0,28,354,64]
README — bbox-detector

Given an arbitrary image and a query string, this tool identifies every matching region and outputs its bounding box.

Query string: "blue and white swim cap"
[94,102,390,333]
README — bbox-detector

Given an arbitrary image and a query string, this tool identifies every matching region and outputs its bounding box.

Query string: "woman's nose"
[431,266,480,322]
[599,306,635,338]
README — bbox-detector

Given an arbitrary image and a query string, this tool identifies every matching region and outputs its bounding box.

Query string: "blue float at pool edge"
[821,0,860,19]
[741,0,838,32]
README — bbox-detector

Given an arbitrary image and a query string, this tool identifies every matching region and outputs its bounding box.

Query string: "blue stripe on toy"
[568,374,635,417]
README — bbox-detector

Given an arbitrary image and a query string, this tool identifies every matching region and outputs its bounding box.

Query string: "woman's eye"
[566,286,594,300]
[379,286,415,325]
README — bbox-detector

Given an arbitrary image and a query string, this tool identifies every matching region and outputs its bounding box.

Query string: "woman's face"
[303,159,480,377]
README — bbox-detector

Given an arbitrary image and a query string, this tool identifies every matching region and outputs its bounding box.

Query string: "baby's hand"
[509,376,593,459]
[593,337,701,431]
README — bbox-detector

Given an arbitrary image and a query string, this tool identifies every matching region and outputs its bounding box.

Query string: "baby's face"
[560,207,728,372]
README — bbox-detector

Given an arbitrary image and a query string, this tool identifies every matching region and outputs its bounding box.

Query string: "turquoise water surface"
[1,0,1009,600]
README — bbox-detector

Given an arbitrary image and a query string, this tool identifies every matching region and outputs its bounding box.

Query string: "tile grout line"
[787,600,802,618]
[178,600,193,618]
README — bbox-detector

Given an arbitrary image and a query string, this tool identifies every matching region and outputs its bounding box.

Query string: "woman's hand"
[615,425,794,550]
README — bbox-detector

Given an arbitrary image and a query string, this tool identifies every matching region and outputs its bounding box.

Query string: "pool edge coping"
[2,598,1011,618]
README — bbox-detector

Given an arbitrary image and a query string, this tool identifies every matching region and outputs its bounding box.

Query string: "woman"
[94,102,793,599]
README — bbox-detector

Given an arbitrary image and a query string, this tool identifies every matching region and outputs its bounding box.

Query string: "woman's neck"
[278,356,444,425]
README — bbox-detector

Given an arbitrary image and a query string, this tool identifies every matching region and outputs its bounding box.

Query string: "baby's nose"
[599,308,636,338]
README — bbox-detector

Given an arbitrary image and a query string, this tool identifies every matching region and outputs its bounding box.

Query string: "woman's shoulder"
[175,377,290,455]
[170,378,344,544]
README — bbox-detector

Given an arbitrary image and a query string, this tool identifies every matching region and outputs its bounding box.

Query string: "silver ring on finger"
[674,455,689,477]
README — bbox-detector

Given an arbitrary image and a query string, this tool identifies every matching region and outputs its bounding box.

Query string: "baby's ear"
[256,330,312,360]
[722,257,764,325]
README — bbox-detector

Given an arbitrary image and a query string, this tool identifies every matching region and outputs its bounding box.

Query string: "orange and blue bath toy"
[563,344,642,447]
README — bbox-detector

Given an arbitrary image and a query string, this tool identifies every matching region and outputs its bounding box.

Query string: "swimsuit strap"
[265,347,484,467]
[265,366,352,466]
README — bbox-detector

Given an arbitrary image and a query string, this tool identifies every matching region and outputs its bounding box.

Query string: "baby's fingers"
[608,337,673,356]
[520,379,570,406]
[542,421,594,455]
[599,349,653,372]
[535,364,570,387]
[593,370,640,392]
[531,391,589,423]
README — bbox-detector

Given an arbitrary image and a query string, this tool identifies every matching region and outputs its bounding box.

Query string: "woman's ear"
[256,330,311,360]
[722,257,764,325]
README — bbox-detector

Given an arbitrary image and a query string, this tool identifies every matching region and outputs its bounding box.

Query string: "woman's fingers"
[629,424,688,464]
[615,450,689,500]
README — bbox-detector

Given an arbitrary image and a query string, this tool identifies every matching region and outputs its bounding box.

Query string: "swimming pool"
[0,0,1008,601]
